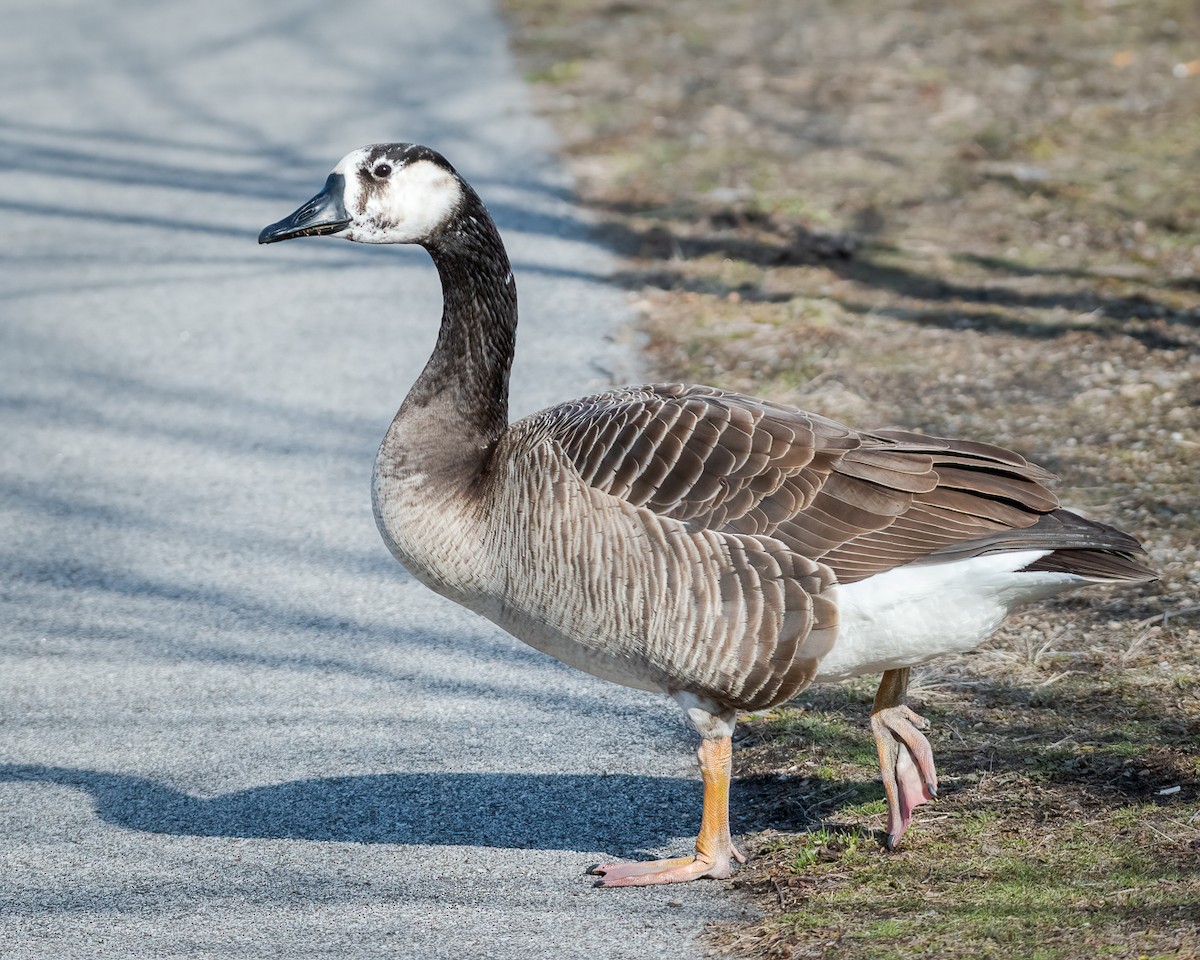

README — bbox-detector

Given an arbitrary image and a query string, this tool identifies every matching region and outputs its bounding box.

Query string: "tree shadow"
[589,204,1197,352]
[0,1,612,288]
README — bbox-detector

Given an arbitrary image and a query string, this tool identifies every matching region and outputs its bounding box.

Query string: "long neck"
[400,185,517,447]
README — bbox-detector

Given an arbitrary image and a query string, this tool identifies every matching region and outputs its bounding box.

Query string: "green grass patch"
[757,817,1199,959]
[728,675,1199,958]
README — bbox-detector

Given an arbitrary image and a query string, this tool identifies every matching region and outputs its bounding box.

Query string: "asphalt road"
[0,2,753,956]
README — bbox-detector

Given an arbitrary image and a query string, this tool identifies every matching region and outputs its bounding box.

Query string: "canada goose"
[259,143,1157,887]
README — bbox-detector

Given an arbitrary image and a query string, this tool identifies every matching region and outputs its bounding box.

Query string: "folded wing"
[537,382,1066,582]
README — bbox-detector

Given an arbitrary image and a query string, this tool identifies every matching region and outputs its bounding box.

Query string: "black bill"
[258,173,351,244]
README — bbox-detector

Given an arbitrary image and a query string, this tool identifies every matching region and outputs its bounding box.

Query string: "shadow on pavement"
[0,764,716,857]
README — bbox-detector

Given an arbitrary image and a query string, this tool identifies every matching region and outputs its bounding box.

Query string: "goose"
[258,143,1157,887]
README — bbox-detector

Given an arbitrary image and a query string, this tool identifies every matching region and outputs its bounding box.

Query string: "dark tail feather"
[924,508,1157,582]
[1021,547,1157,582]
[1018,510,1156,582]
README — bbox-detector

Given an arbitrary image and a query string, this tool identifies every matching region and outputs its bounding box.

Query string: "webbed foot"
[871,668,938,849]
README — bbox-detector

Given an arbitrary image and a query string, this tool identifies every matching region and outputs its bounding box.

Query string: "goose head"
[258,143,465,246]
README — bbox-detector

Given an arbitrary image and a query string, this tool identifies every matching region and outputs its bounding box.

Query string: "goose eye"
[373,163,393,179]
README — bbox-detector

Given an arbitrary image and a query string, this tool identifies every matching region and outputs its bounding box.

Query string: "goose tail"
[1018,510,1157,582]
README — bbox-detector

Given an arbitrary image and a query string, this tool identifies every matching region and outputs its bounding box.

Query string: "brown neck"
[398,182,517,455]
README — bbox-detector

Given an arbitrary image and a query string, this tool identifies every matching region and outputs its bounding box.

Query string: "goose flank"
[259,143,1157,887]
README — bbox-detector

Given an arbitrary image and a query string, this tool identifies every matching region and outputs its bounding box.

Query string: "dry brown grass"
[504,0,1199,955]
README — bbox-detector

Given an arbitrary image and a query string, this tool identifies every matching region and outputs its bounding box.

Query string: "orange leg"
[590,736,746,887]
[871,667,938,849]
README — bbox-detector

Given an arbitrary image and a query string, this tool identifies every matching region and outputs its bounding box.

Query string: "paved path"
[0,2,752,957]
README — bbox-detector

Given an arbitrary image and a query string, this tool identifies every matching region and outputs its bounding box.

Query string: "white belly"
[814,551,1082,682]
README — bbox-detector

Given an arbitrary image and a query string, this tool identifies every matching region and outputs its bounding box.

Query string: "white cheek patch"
[327,152,463,244]
[377,160,463,243]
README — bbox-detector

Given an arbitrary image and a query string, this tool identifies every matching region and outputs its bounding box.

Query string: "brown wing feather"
[548,383,855,520]
[536,383,1063,583]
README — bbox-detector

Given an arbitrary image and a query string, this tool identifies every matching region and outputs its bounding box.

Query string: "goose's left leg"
[591,699,745,887]
[871,667,938,849]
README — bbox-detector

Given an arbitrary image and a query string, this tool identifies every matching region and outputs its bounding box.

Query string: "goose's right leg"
[870,667,938,849]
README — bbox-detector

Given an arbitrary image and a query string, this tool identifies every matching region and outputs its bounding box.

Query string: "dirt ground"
[503,1,1199,956]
